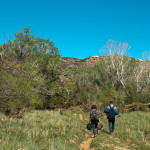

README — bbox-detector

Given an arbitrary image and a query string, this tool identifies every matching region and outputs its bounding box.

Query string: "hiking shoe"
[109,131,113,135]
[94,134,98,138]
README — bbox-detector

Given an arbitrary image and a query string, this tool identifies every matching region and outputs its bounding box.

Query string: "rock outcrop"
[62,56,100,67]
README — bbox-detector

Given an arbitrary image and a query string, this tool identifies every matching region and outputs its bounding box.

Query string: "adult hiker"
[104,101,119,134]
[89,105,100,138]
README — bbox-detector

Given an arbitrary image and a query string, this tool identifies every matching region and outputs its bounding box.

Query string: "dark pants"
[108,117,115,132]
[91,120,99,136]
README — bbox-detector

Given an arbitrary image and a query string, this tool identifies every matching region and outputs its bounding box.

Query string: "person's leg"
[92,123,96,136]
[112,119,115,132]
[95,123,98,135]
[108,120,112,132]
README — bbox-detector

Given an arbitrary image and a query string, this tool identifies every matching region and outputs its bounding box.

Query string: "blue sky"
[0,0,150,59]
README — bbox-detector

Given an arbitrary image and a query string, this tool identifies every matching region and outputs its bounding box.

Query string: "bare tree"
[99,40,132,98]
[134,51,150,94]
[99,40,150,100]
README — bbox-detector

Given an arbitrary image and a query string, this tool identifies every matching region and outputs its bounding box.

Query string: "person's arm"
[107,106,110,109]
[114,106,117,110]
[98,110,100,122]
[89,110,91,123]
[104,108,109,117]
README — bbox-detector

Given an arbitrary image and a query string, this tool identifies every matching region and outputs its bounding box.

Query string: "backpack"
[108,106,115,119]
[91,110,99,120]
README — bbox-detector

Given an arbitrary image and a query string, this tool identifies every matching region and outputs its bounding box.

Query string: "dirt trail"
[79,114,84,121]
[79,114,94,150]
[78,114,128,150]
[80,137,94,150]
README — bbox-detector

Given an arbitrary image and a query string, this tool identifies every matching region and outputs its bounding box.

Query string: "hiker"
[104,101,119,134]
[89,105,100,137]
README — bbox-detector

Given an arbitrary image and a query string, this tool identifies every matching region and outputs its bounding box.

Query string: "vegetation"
[0,27,149,114]
[72,41,149,110]
[0,27,78,114]
[91,111,150,150]
[0,26,149,150]
[0,107,149,150]
[0,107,89,150]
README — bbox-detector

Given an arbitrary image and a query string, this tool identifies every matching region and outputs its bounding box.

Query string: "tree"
[0,26,60,60]
[0,27,78,112]
[133,51,150,94]
[98,40,150,103]
[99,40,132,98]
[0,27,62,113]
[0,60,44,113]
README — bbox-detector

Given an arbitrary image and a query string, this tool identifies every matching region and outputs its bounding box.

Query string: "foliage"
[0,27,77,113]
[0,59,44,113]
[70,41,149,108]
[0,31,149,113]
[0,107,89,150]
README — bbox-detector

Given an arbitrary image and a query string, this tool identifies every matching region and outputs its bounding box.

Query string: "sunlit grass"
[91,111,150,150]
[0,107,89,150]
[0,108,149,150]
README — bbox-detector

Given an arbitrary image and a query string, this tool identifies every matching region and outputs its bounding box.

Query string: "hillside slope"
[62,56,100,67]
[62,56,150,68]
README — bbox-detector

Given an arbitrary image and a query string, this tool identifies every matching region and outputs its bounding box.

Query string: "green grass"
[0,107,90,150]
[91,111,150,150]
[0,108,149,150]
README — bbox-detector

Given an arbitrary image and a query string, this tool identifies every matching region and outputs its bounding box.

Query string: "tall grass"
[0,107,89,150]
[0,108,149,150]
[91,111,150,150]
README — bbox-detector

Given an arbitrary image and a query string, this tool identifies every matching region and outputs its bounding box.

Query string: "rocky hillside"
[62,56,100,67]
[62,56,150,68]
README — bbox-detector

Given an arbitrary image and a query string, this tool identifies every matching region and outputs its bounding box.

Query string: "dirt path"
[78,114,128,150]
[79,114,94,150]
[80,137,94,150]
[79,114,84,122]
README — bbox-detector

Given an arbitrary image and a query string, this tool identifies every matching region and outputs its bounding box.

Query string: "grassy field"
[0,107,149,150]
[91,111,150,150]
[0,107,90,150]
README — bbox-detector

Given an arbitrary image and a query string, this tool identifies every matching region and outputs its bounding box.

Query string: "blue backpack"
[108,106,119,119]
[108,106,115,119]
